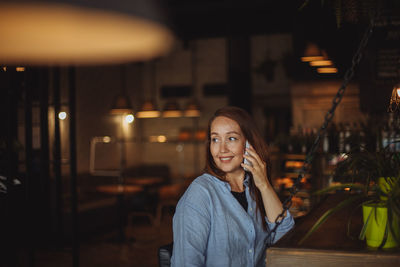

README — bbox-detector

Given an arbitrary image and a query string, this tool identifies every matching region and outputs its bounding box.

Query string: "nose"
[220,140,229,153]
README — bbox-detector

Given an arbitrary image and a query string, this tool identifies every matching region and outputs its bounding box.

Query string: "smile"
[219,157,234,162]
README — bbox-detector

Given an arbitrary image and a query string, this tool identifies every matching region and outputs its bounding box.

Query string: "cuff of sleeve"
[265,210,294,230]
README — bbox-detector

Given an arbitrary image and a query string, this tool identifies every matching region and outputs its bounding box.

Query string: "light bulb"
[58,111,67,120]
[125,114,134,124]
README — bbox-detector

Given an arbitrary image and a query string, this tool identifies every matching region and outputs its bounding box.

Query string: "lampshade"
[317,67,338,74]
[301,42,328,62]
[163,100,182,118]
[184,99,201,117]
[0,0,174,65]
[110,94,133,115]
[135,100,160,118]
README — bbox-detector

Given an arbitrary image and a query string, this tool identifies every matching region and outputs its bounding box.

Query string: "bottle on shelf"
[328,122,338,154]
[344,123,351,153]
[358,122,366,152]
[338,122,345,153]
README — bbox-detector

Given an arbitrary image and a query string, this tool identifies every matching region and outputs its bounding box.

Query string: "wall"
[50,35,366,181]
[73,38,229,179]
[291,81,365,130]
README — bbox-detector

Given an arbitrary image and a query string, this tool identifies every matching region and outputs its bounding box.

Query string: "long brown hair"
[205,106,271,230]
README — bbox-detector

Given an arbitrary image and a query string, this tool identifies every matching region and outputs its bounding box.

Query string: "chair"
[154,183,184,227]
[158,242,173,267]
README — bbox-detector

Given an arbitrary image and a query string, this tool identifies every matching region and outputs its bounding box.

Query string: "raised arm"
[242,144,294,242]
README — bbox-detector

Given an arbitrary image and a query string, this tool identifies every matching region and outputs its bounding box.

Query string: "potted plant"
[300,144,400,248]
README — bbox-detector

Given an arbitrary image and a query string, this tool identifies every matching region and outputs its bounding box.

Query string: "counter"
[266,193,400,266]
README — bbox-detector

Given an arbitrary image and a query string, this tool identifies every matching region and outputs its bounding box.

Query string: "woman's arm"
[241,144,285,222]
[171,197,210,267]
[242,145,294,243]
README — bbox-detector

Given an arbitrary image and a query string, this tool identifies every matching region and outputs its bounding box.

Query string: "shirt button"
[249,208,253,211]
[249,249,252,253]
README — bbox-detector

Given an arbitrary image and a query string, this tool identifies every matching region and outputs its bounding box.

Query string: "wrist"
[257,182,272,193]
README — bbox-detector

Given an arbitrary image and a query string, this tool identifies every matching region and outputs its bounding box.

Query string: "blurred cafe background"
[1,0,399,266]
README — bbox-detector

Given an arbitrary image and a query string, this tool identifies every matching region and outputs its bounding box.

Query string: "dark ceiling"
[161,0,369,74]
[163,0,302,39]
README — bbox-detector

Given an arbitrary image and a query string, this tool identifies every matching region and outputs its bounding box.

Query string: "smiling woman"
[210,116,246,186]
[171,106,294,267]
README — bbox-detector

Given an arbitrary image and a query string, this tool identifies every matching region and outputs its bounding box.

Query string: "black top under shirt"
[231,190,248,211]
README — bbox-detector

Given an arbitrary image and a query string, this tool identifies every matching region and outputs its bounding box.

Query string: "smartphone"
[243,140,252,171]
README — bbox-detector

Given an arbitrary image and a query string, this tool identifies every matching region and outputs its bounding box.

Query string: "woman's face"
[210,116,246,178]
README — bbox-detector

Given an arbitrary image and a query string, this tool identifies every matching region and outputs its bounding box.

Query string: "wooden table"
[125,176,164,187]
[96,184,143,242]
[266,193,400,266]
[96,184,143,195]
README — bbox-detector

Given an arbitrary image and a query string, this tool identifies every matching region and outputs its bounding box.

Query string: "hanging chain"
[267,19,375,241]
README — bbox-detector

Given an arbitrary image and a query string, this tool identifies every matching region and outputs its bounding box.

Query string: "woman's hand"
[241,144,271,191]
[241,143,285,222]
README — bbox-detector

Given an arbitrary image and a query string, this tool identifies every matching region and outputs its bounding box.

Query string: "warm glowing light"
[344,187,350,191]
[317,67,338,74]
[163,110,182,118]
[285,161,303,169]
[103,136,111,143]
[149,135,167,143]
[0,3,174,65]
[136,110,161,118]
[388,84,400,112]
[2,66,6,72]
[125,114,134,123]
[157,135,167,143]
[301,56,325,62]
[309,60,333,67]
[16,67,25,72]
[184,109,201,117]
[58,111,67,120]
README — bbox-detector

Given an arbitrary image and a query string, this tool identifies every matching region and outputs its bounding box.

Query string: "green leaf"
[379,222,389,249]
[359,206,374,240]
[298,0,311,11]
[313,183,365,195]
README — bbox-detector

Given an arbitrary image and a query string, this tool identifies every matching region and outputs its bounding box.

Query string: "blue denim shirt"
[171,173,294,267]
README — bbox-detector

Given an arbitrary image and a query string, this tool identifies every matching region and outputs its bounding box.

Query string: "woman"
[171,106,294,267]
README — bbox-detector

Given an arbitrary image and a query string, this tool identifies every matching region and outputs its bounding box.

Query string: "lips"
[219,156,234,162]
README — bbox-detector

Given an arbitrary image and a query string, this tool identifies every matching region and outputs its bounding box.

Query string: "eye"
[228,136,237,141]
[211,137,219,143]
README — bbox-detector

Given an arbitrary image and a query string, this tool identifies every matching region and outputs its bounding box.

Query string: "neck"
[226,170,245,192]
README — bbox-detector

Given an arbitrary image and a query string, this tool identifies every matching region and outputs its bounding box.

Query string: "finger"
[241,162,255,173]
[243,153,259,169]
[245,146,265,167]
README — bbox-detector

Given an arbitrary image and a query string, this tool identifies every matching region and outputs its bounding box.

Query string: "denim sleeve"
[265,211,295,244]
[171,201,211,267]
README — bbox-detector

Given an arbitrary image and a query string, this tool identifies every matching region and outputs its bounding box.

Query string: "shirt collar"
[205,172,250,191]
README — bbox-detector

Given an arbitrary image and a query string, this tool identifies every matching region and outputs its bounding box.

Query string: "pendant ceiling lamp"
[301,42,326,62]
[110,65,133,115]
[163,100,182,118]
[110,94,133,115]
[183,41,201,118]
[136,100,160,118]
[184,99,201,117]
[0,0,174,65]
[136,60,160,118]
